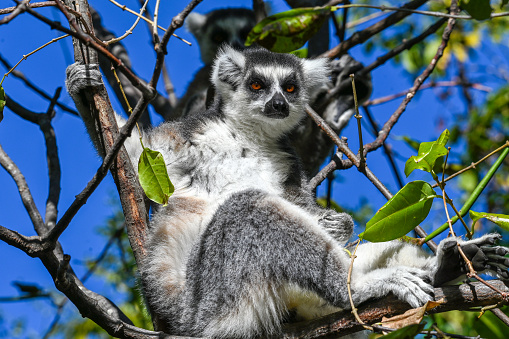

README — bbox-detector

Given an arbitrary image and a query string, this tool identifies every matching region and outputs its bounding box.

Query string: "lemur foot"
[353,266,434,308]
[434,233,509,286]
[65,63,102,97]
[318,211,354,244]
[391,267,434,308]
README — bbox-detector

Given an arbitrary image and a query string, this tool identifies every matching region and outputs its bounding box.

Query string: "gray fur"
[66,47,509,338]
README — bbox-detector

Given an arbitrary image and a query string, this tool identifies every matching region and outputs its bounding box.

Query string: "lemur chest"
[171,133,291,197]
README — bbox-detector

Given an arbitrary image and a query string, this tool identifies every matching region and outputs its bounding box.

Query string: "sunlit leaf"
[360,181,436,242]
[138,147,174,205]
[245,7,334,53]
[469,210,509,231]
[404,129,449,177]
[461,0,493,20]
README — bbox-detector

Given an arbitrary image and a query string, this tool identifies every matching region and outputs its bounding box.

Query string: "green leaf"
[404,129,449,177]
[461,0,493,20]
[138,147,174,205]
[0,86,5,123]
[360,181,436,242]
[469,210,509,231]
[245,7,333,53]
[379,323,425,338]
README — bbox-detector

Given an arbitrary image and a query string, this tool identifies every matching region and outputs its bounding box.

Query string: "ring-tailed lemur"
[175,8,257,118]
[180,7,372,175]
[66,47,509,338]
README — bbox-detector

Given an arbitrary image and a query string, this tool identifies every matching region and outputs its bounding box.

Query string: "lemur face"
[211,47,331,137]
[186,8,256,65]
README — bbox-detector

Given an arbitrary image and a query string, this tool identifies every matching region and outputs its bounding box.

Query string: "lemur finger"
[482,245,509,256]
[470,233,502,246]
[486,254,509,267]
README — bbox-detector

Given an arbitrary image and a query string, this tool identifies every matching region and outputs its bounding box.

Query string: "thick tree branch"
[282,280,509,338]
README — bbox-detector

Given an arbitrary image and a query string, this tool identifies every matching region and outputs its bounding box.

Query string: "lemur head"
[211,46,330,138]
[186,8,256,65]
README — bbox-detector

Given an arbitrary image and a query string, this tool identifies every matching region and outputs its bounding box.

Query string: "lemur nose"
[272,98,287,112]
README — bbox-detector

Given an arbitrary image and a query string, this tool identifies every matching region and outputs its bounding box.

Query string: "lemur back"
[66,46,509,339]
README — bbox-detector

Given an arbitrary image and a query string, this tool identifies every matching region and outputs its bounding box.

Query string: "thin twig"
[363,106,404,189]
[0,1,57,15]
[42,88,62,230]
[152,0,161,40]
[362,4,457,156]
[431,140,509,188]
[107,0,191,45]
[322,0,428,59]
[0,144,45,232]
[346,240,371,330]
[26,0,154,97]
[329,3,509,20]
[320,14,448,112]
[0,54,78,116]
[0,0,30,25]
[105,0,150,45]
[350,74,365,168]
[365,80,491,106]
[0,34,69,86]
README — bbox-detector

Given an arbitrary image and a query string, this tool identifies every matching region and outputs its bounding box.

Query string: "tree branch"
[282,280,509,338]
[321,0,428,59]
[363,3,458,155]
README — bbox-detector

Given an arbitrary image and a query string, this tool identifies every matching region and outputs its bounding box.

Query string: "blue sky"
[0,0,506,337]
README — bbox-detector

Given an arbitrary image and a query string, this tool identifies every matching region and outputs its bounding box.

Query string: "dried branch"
[0,144,45,232]
[106,0,191,45]
[321,0,428,59]
[363,106,404,189]
[363,3,457,156]
[321,16,447,111]
[23,0,153,98]
[0,1,57,15]
[0,0,30,25]
[431,140,509,188]
[0,54,79,116]
[42,88,62,230]
[366,80,491,106]
[282,280,509,338]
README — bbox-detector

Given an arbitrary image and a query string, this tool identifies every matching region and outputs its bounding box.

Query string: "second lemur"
[66,47,509,338]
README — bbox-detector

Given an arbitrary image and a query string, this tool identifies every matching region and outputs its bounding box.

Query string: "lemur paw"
[352,267,433,308]
[434,233,509,286]
[318,211,354,244]
[65,63,103,97]
[391,267,434,308]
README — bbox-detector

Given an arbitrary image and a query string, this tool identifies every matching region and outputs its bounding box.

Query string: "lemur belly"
[146,196,218,295]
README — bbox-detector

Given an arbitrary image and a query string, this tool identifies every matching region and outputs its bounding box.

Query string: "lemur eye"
[285,84,296,93]
[251,82,262,90]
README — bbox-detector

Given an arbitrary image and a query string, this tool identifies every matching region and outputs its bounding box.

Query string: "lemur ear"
[211,46,246,91]
[301,57,331,98]
[186,12,207,37]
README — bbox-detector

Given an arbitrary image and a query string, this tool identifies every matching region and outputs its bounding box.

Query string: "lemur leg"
[180,190,433,337]
[181,190,352,337]
[352,241,434,307]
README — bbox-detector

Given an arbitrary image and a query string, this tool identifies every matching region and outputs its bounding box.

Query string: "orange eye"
[286,84,295,93]
[251,82,262,90]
